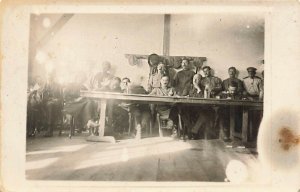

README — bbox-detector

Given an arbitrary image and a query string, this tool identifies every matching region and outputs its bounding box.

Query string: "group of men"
[27,55,263,141]
[147,55,263,140]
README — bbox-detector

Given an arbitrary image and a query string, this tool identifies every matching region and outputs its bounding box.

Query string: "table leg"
[86,99,115,143]
[98,99,107,137]
[229,106,235,141]
[149,118,153,136]
[242,106,249,143]
[249,111,253,141]
[128,112,132,135]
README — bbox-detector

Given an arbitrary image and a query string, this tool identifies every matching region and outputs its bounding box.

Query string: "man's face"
[228,68,236,78]
[203,68,211,77]
[160,76,169,87]
[157,63,166,74]
[181,60,189,70]
[121,79,130,90]
[248,70,256,78]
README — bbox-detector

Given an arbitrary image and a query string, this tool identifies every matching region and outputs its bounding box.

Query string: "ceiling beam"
[36,13,74,48]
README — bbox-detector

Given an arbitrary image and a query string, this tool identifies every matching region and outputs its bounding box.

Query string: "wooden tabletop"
[80,91,263,108]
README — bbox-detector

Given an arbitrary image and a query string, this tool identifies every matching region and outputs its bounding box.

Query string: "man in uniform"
[174,58,195,96]
[243,67,264,141]
[243,67,263,101]
[200,66,223,139]
[222,67,244,98]
[201,66,222,97]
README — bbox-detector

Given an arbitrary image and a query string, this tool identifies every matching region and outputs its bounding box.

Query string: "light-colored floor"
[26,132,258,182]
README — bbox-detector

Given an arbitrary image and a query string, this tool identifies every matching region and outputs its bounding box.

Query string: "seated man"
[121,77,131,93]
[242,67,263,100]
[149,75,177,137]
[219,80,243,141]
[42,71,63,137]
[120,78,151,139]
[200,66,223,138]
[27,75,45,137]
[218,67,244,141]
[148,62,169,92]
[222,67,244,99]
[105,77,129,137]
[201,66,222,98]
[90,61,114,90]
[63,73,99,134]
[182,74,213,139]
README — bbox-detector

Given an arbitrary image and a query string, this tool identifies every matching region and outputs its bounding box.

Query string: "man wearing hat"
[243,67,263,100]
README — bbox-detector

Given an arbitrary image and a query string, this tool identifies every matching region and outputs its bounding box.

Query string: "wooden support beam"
[229,106,236,140]
[36,14,74,48]
[163,14,171,56]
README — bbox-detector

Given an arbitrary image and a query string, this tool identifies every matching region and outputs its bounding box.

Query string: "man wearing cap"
[201,66,222,97]
[243,67,263,100]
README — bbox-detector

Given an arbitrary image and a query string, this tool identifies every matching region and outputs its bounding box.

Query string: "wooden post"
[242,106,249,143]
[86,99,115,143]
[229,106,235,140]
[163,14,171,56]
[98,99,107,137]
[128,112,132,135]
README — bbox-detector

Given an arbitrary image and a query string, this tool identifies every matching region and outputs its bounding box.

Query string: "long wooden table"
[80,91,263,142]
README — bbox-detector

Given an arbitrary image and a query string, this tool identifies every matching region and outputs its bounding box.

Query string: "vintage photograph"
[25,13,264,182]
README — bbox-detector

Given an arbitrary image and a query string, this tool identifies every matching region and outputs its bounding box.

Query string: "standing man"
[174,58,195,96]
[222,67,244,98]
[243,67,263,100]
[200,66,222,139]
[218,67,244,141]
[201,66,222,98]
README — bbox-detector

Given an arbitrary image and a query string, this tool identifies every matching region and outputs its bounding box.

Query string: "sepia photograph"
[25,13,264,182]
[1,1,300,192]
